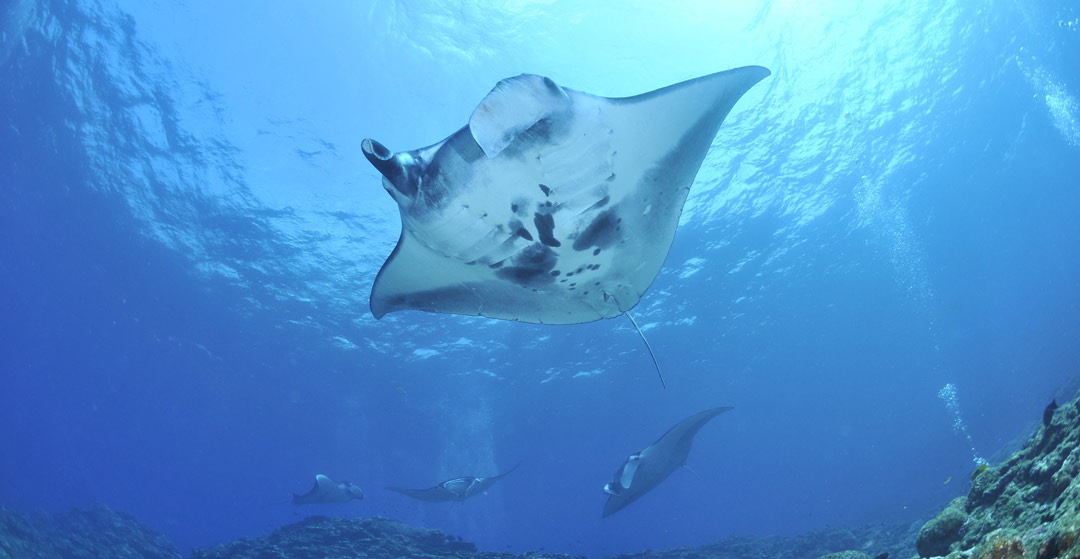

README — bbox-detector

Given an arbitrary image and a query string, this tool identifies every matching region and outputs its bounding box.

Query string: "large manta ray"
[603,406,732,517]
[362,66,770,325]
[386,462,520,503]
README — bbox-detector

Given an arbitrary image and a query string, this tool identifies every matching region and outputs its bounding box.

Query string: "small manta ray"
[602,406,732,517]
[362,67,770,326]
[292,474,365,506]
[387,462,521,503]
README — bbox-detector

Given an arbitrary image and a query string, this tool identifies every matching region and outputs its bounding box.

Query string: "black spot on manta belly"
[573,208,620,252]
[386,284,476,315]
[584,195,610,213]
[495,244,557,286]
[533,213,561,248]
[539,184,551,197]
[515,227,533,241]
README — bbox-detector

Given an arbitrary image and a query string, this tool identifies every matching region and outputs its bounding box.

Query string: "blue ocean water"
[2,0,1079,556]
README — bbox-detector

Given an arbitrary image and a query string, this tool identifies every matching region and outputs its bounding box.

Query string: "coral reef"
[192,515,911,559]
[603,523,911,559]
[0,504,180,559]
[916,391,1080,558]
[190,515,506,559]
[815,552,874,559]
[917,496,968,557]
[0,503,912,559]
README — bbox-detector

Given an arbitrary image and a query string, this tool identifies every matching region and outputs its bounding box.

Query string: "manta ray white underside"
[362,66,770,324]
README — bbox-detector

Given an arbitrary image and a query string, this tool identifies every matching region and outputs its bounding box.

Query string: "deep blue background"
[2,0,1080,556]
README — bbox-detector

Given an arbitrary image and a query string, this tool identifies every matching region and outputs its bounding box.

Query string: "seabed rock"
[192,516,910,559]
[815,552,873,559]
[0,504,181,559]
[191,515,500,559]
[0,504,913,559]
[915,390,1080,559]
[917,496,968,557]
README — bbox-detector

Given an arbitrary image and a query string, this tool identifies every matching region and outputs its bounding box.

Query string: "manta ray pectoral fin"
[469,74,572,158]
[387,485,456,502]
[495,461,522,479]
[313,474,336,492]
[370,230,484,319]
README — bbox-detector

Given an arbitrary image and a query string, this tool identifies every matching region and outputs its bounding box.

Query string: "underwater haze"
[2,0,1080,556]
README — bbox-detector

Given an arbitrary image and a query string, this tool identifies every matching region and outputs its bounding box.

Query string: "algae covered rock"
[607,523,913,559]
[916,496,967,558]
[0,505,181,559]
[191,515,493,559]
[914,389,1080,558]
[814,551,873,559]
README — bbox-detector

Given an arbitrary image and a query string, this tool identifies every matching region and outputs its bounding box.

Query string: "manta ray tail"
[625,311,667,389]
[683,463,702,480]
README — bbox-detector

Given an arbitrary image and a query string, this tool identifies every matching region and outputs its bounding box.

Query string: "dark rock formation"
[190,515,520,559]
[916,496,967,557]
[915,391,1080,558]
[580,523,911,559]
[816,552,873,559]
[186,515,914,559]
[0,504,181,559]
[0,503,915,559]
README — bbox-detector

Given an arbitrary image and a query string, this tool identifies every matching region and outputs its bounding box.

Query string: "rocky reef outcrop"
[0,503,912,559]
[0,504,181,559]
[189,515,910,559]
[190,515,518,559]
[916,393,1080,559]
[603,523,910,559]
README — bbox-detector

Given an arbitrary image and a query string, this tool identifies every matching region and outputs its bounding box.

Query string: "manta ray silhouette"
[362,67,770,325]
[292,474,365,505]
[603,406,732,517]
[386,462,521,503]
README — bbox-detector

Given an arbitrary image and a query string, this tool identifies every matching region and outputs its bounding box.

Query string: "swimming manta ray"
[603,406,732,517]
[292,474,365,505]
[362,67,770,326]
[386,462,521,503]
